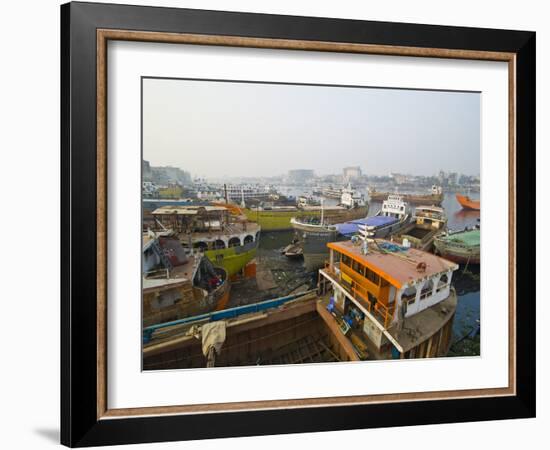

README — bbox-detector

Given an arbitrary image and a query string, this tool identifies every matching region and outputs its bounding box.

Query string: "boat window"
[228,237,241,247]
[193,241,208,252]
[437,273,449,291]
[341,254,351,267]
[213,239,226,250]
[420,280,434,299]
[365,267,380,285]
[402,286,416,304]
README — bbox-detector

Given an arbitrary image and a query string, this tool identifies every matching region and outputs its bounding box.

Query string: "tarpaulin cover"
[336,216,398,236]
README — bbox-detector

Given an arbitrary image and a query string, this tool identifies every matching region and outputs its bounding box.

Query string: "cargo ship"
[292,195,411,271]
[142,233,230,327]
[434,226,480,264]
[149,205,260,277]
[391,205,447,252]
[368,185,443,206]
[318,237,459,359]
[243,187,368,231]
[456,193,480,211]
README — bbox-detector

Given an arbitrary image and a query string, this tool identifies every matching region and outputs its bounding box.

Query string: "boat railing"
[323,262,394,329]
[350,281,395,329]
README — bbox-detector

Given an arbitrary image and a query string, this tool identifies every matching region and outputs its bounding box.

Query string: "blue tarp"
[335,215,398,236]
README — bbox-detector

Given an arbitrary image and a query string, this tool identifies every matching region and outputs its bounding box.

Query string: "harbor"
[142,180,480,369]
[140,78,482,369]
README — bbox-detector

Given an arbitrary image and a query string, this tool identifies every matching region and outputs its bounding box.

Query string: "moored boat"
[391,205,447,251]
[318,237,459,359]
[456,193,480,210]
[368,185,443,206]
[243,188,368,231]
[434,226,480,264]
[294,195,411,271]
[142,232,230,327]
[149,205,260,277]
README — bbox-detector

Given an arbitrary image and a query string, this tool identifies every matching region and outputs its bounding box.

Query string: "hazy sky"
[143,78,480,178]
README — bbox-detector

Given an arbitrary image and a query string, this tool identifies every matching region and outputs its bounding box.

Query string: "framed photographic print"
[61,1,536,447]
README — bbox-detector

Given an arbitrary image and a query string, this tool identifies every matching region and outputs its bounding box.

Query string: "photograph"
[141,78,481,369]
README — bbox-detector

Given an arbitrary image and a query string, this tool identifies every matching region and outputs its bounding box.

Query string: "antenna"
[357,223,374,255]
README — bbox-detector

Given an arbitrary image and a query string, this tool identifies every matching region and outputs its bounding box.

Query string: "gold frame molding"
[96,29,516,420]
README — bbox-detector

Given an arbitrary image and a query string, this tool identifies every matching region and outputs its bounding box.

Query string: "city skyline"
[143,78,481,178]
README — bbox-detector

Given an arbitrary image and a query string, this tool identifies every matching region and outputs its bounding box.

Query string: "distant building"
[343,166,362,180]
[149,165,192,186]
[142,160,153,181]
[390,173,410,185]
[288,169,314,182]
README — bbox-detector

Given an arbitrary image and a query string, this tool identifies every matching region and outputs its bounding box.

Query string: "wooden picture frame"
[61,1,535,447]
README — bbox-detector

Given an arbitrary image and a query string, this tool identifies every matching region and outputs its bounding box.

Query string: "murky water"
[249,190,481,354]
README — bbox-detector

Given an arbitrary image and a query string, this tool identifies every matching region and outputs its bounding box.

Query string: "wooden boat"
[143,291,362,369]
[434,227,480,264]
[456,193,480,211]
[243,189,368,231]
[282,240,304,259]
[318,238,459,359]
[142,233,230,327]
[368,185,443,206]
[149,205,260,277]
[292,195,410,271]
[391,205,447,252]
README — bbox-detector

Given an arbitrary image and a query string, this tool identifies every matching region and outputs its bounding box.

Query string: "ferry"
[142,232,230,328]
[391,205,447,251]
[322,186,344,199]
[293,195,411,271]
[368,185,443,206]
[223,183,272,204]
[149,205,260,277]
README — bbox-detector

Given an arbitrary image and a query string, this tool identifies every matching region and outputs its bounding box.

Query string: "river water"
[249,190,481,355]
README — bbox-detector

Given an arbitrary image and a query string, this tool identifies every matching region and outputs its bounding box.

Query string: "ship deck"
[386,290,457,353]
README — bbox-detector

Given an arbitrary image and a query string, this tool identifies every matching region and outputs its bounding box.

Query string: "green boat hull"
[204,241,257,277]
[434,229,480,264]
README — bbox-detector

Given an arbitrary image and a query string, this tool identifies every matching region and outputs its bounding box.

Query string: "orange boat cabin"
[319,239,459,360]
